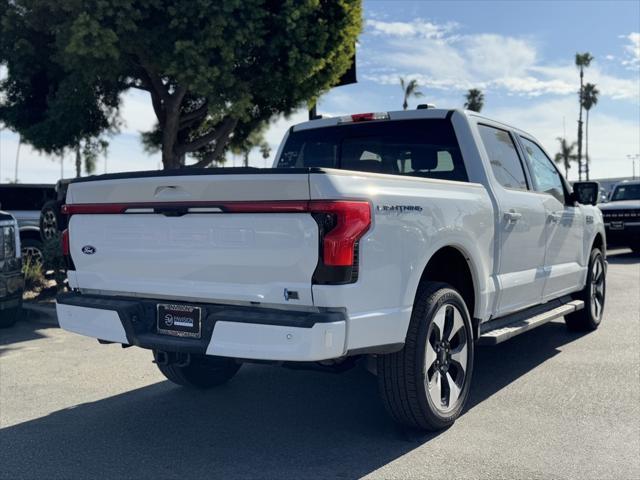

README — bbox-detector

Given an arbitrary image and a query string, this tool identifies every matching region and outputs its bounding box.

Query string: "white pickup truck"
[56,108,606,430]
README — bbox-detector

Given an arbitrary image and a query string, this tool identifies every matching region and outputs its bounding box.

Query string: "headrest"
[410,146,439,171]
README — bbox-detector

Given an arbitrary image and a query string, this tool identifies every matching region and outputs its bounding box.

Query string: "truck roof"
[293,108,534,139]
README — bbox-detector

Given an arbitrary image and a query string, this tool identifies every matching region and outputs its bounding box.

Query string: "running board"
[478,296,585,346]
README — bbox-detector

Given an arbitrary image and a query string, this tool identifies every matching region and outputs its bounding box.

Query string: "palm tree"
[464,89,484,112]
[14,135,21,183]
[575,52,594,180]
[581,83,599,180]
[554,137,577,179]
[400,77,424,110]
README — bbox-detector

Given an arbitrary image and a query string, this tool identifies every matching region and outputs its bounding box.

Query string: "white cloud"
[363,19,640,101]
[489,97,640,181]
[621,32,640,69]
[366,19,457,41]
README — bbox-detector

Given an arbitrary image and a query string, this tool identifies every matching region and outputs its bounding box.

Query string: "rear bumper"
[55,292,347,362]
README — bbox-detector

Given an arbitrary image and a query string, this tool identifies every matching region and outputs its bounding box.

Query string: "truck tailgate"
[65,172,318,306]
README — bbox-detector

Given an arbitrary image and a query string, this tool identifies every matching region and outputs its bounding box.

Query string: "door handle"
[504,210,522,223]
[548,212,562,223]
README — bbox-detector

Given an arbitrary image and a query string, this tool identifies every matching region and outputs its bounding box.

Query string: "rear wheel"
[377,282,474,431]
[155,352,241,389]
[565,248,606,331]
[40,201,64,241]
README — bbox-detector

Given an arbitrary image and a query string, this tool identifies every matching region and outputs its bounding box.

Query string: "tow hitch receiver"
[153,350,191,367]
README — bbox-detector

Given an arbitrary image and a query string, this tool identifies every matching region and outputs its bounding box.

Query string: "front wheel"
[565,248,606,331]
[155,352,241,389]
[377,282,474,431]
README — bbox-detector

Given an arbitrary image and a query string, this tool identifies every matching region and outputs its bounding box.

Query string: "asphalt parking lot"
[1,249,638,480]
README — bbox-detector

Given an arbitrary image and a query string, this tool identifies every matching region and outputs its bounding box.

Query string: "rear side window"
[0,186,55,210]
[478,125,527,190]
[277,119,468,182]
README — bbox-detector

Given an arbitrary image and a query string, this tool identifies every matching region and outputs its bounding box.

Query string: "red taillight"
[61,229,70,256]
[309,201,371,266]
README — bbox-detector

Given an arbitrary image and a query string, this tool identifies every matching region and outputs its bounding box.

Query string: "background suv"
[0,183,56,264]
[599,179,640,253]
[0,210,24,327]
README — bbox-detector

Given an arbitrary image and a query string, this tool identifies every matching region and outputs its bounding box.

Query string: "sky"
[1,0,639,184]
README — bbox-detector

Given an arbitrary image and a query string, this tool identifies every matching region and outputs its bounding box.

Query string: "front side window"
[520,137,565,204]
[478,125,528,190]
[276,119,468,182]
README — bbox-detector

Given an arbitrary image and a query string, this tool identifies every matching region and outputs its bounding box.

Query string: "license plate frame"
[610,221,625,230]
[156,303,202,339]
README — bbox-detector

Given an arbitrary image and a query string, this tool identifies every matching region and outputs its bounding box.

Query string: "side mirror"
[572,181,600,206]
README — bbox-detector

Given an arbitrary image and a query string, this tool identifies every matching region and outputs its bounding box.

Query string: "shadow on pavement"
[0,303,57,356]
[606,248,639,265]
[0,319,588,479]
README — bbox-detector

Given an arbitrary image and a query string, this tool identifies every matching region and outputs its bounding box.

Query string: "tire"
[377,282,474,431]
[155,353,241,389]
[0,307,22,328]
[21,238,44,266]
[40,200,65,241]
[565,248,606,331]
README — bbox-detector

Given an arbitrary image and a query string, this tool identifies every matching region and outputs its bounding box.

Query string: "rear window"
[276,119,468,182]
[0,186,55,210]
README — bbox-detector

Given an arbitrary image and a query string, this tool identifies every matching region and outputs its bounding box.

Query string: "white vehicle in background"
[56,108,606,430]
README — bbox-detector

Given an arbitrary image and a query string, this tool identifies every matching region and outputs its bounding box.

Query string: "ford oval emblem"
[81,245,96,255]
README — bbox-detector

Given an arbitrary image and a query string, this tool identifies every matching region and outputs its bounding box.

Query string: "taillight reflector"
[61,229,70,256]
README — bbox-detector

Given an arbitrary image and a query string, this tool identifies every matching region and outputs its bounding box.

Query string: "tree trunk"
[585,109,590,181]
[75,144,81,178]
[14,136,21,183]
[243,152,249,167]
[161,107,181,170]
[576,68,584,181]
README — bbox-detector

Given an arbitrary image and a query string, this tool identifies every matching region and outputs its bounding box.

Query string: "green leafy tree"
[0,0,362,170]
[575,52,594,180]
[464,88,484,112]
[554,137,577,179]
[581,82,599,177]
[72,138,108,177]
[229,122,271,167]
[400,77,424,110]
